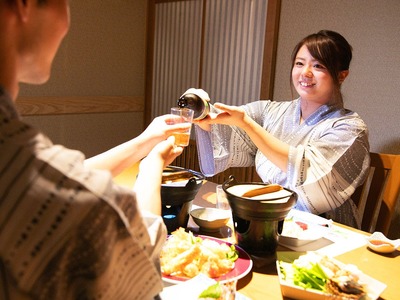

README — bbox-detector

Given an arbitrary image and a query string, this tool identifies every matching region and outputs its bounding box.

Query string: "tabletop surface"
[188,181,400,300]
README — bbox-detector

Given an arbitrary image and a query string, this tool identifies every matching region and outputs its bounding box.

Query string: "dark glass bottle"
[177,90,210,120]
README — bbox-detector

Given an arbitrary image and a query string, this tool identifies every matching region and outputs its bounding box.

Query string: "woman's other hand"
[195,102,249,130]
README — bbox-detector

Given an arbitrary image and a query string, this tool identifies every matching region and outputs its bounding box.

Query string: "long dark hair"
[290,30,353,107]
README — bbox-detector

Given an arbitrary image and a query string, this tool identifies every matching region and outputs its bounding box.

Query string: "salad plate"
[162,235,253,285]
[276,252,387,300]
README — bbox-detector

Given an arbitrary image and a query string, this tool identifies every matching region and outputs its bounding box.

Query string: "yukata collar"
[297,98,341,126]
[0,85,20,120]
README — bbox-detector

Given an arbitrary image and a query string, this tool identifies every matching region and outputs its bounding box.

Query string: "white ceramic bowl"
[190,207,231,232]
[367,231,400,254]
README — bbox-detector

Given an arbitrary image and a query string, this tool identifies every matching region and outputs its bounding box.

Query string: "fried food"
[160,228,238,278]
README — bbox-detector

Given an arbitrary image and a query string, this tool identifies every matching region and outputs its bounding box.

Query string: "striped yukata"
[195,98,370,228]
[0,87,166,300]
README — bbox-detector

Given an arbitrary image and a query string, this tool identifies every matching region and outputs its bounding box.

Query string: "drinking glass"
[216,184,231,210]
[169,107,194,147]
[216,185,234,237]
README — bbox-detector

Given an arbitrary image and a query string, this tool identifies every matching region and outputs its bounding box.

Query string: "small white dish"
[367,232,400,254]
[190,207,231,232]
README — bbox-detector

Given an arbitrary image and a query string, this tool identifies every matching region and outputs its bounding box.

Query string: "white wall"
[273,0,400,154]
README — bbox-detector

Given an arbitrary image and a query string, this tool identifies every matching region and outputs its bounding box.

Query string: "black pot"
[161,166,204,233]
[222,175,297,256]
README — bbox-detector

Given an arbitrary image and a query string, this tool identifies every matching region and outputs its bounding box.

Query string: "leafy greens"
[279,259,329,292]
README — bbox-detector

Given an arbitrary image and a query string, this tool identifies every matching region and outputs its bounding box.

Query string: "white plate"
[279,209,332,247]
[276,252,387,300]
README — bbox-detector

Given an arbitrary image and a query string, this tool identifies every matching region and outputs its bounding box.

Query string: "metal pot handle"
[222,175,238,191]
[185,177,198,188]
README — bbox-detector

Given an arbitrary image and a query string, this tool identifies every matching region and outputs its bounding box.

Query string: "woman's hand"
[195,102,249,131]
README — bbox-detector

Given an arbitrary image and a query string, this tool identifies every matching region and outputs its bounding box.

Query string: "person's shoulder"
[341,108,367,125]
[331,108,369,133]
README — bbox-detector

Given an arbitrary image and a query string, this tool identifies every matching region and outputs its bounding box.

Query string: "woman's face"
[291,45,334,105]
[17,0,70,85]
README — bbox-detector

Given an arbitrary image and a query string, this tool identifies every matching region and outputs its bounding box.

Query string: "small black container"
[161,166,204,233]
[222,176,297,256]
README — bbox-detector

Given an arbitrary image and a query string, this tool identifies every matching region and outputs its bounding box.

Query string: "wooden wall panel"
[16,96,144,116]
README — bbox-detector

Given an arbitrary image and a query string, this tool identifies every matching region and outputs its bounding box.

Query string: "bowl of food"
[190,207,231,232]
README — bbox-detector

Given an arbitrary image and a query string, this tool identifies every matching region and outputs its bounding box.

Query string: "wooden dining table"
[187,181,400,300]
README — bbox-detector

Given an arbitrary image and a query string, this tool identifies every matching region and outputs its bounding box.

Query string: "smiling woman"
[290,30,352,110]
[193,30,370,230]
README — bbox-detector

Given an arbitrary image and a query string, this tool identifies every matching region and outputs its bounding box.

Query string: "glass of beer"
[169,107,194,147]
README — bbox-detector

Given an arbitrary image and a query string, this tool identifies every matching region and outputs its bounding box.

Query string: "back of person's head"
[3,0,47,6]
[290,30,353,107]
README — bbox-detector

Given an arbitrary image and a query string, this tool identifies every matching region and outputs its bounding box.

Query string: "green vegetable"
[280,260,329,292]
[226,245,239,262]
[190,234,202,244]
[293,263,328,290]
[198,282,222,299]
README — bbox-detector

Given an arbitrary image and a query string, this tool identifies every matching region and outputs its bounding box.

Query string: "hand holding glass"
[168,107,194,147]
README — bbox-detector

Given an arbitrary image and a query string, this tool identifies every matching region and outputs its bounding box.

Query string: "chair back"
[352,152,400,235]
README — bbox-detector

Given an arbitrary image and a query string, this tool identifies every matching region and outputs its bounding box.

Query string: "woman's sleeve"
[194,102,266,177]
[286,115,370,215]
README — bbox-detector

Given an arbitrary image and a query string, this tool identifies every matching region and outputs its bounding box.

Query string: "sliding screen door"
[147,0,279,121]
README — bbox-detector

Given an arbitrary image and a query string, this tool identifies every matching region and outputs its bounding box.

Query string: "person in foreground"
[0,1,189,299]
[194,30,370,228]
